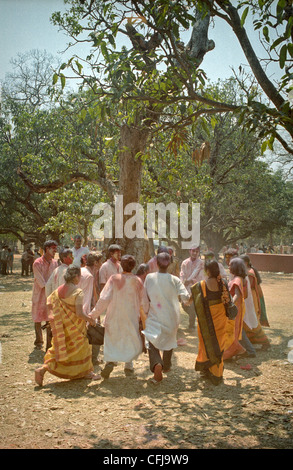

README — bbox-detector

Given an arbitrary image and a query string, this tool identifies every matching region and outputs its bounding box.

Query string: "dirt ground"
[0,255,293,450]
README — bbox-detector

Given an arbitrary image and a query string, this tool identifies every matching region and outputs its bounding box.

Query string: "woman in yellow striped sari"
[35,266,100,386]
[191,260,228,385]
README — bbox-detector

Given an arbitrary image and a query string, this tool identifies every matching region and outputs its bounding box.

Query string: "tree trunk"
[116,124,149,266]
[202,230,226,258]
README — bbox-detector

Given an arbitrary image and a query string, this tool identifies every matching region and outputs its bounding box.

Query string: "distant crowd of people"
[221,242,293,255]
[31,236,271,388]
[0,245,14,275]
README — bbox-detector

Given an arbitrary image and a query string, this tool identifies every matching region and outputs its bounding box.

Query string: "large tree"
[46,0,237,260]
[13,1,293,260]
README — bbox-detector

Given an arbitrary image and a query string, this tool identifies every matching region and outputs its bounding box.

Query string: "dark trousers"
[148,341,173,373]
[1,260,8,275]
[21,260,29,276]
[34,322,52,351]
[46,323,53,351]
[181,302,196,329]
[34,322,43,347]
[92,344,101,363]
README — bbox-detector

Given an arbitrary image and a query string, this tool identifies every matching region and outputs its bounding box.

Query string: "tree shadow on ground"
[28,348,45,364]
[1,311,33,334]
[38,366,293,449]
[0,274,33,293]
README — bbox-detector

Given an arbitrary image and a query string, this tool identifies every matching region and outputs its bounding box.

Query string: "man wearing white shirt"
[179,245,205,331]
[79,254,97,314]
[71,235,90,267]
[94,244,123,368]
[143,252,189,384]
[99,244,123,291]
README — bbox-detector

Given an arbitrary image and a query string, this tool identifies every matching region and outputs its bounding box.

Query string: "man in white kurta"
[89,255,149,378]
[98,244,123,291]
[79,253,101,312]
[179,245,205,330]
[143,252,189,383]
[32,241,58,350]
[71,235,90,267]
[79,266,95,314]
[79,253,100,365]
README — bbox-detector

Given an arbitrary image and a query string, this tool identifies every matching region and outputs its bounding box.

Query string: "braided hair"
[204,259,230,306]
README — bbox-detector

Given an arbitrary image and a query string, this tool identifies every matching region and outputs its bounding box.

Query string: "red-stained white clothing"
[179,257,205,294]
[32,256,58,322]
[71,246,90,267]
[143,272,189,351]
[79,266,95,314]
[147,256,158,273]
[90,273,149,363]
[45,263,68,298]
[99,258,122,286]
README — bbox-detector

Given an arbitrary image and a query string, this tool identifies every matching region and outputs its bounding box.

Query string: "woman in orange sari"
[240,255,270,350]
[223,258,247,360]
[35,266,100,386]
[191,260,228,385]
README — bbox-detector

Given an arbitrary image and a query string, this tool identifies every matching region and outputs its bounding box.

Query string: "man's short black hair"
[43,240,58,252]
[108,244,122,253]
[157,252,171,268]
[157,245,169,255]
[59,247,73,262]
[121,255,136,272]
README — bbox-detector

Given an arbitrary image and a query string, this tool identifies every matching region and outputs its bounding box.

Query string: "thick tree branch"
[215,1,285,111]
[17,168,117,201]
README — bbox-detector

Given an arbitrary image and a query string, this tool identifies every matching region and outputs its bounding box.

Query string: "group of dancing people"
[33,238,270,387]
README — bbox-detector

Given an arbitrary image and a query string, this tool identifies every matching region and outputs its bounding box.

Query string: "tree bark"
[220,1,285,112]
[116,124,150,265]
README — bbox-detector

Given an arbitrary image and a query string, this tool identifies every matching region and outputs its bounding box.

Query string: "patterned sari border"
[191,281,222,366]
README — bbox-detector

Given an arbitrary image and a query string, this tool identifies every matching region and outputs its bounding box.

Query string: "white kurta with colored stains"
[179,257,205,294]
[31,256,58,322]
[90,273,149,363]
[98,258,123,285]
[45,263,68,298]
[143,272,189,351]
[79,266,94,314]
